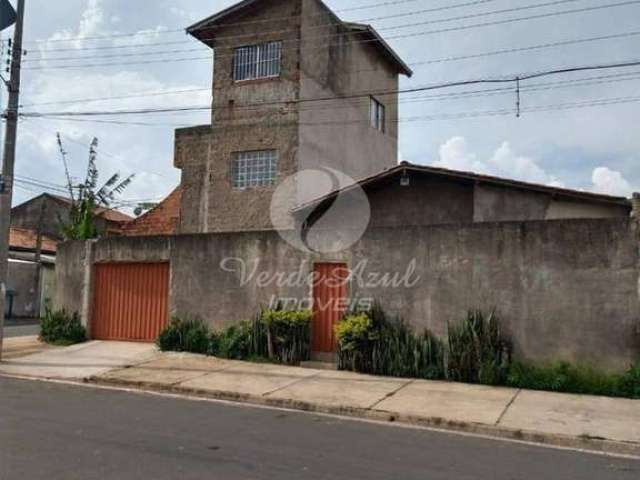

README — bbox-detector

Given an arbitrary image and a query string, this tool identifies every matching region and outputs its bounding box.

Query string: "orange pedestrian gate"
[311,263,349,353]
[92,263,169,342]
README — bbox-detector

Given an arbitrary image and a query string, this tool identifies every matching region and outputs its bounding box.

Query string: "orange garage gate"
[92,263,169,342]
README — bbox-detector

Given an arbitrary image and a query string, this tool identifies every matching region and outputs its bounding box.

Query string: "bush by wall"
[40,308,86,346]
[157,317,210,354]
[157,309,312,365]
[447,310,512,385]
[336,304,445,380]
[335,304,639,398]
[507,361,640,399]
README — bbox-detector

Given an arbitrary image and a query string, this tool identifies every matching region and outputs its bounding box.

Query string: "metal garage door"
[92,263,169,342]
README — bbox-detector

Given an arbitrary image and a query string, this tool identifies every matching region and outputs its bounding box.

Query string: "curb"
[86,375,640,458]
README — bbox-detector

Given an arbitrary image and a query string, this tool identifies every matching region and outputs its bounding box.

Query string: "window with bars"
[233,42,282,81]
[370,97,386,132]
[231,150,278,189]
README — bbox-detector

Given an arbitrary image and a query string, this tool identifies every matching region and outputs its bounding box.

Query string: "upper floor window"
[370,97,386,132]
[233,41,282,82]
[231,150,278,189]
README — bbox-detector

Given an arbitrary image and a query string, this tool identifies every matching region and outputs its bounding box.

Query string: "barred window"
[231,150,278,189]
[233,42,282,81]
[370,97,386,132]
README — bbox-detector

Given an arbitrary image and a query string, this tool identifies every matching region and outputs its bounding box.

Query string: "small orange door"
[92,263,169,342]
[312,263,349,353]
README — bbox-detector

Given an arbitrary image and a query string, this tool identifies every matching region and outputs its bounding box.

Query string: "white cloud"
[433,136,564,187]
[591,167,636,197]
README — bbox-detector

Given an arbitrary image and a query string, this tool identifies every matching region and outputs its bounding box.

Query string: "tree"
[57,134,134,240]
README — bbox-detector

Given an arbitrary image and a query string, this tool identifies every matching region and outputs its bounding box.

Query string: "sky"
[3,0,640,212]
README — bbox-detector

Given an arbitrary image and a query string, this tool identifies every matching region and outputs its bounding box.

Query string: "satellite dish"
[0,0,16,32]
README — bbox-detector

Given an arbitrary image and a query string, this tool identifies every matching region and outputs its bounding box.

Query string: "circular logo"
[270,167,371,253]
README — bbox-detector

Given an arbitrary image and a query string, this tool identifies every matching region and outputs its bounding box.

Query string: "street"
[0,377,638,480]
[2,320,38,338]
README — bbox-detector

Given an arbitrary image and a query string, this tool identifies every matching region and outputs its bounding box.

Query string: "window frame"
[230,149,279,190]
[369,96,386,133]
[232,41,282,82]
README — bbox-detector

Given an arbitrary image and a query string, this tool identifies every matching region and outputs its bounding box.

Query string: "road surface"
[3,322,39,338]
[0,377,638,479]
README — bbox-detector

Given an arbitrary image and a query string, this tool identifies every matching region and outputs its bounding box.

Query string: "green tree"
[57,133,134,240]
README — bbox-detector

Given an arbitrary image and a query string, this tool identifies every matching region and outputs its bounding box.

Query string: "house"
[296,162,631,229]
[8,193,132,317]
[175,0,412,234]
[6,227,57,318]
[11,193,132,240]
[54,0,640,370]
[121,187,182,236]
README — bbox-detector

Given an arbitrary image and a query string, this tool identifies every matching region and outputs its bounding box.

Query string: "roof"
[121,187,182,237]
[47,195,132,223]
[187,0,412,77]
[294,162,632,213]
[9,227,58,254]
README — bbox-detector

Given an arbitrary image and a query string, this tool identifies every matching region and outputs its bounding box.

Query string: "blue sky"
[4,0,640,210]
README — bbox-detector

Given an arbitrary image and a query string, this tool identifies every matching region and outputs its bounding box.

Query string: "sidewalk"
[0,335,53,360]
[1,343,639,457]
[95,351,640,457]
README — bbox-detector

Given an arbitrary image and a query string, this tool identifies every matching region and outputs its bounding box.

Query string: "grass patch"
[507,361,640,399]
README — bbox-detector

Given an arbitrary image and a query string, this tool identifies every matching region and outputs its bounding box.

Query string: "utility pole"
[0,0,25,360]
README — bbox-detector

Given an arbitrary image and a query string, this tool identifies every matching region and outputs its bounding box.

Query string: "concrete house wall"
[56,217,640,370]
[175,0,404,234]
[297,0,399,190]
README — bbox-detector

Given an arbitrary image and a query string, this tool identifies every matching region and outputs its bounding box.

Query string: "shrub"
[213,321,254,359]
[157,317,210,354]
[447,310,511,385]
[619,364,640,399]
[336,304,445,380]
[507,361,640,399]
[262,309,312,364]
[40,308,86,345]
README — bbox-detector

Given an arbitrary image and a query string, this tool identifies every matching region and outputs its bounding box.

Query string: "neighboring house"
[121,187,182,236]
[296,163,631,229]
[174,0,412,234]
[7,227,57,318]
[11,193,133,240]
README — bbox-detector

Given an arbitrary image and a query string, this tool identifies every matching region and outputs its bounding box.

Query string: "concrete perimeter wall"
[56,218,640,370]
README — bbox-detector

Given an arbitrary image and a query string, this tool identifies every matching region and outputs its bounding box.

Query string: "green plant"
[39,308,86,346]
[447,310,511,385]
[619,364,640,398]
[156,317,210,354]
[262,309,312,364]
[507,361,640,399]
[336,304,445,380]
[214,321,255,359]
[57,134,133,240]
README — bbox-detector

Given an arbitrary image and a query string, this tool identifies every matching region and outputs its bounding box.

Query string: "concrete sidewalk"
[1,343,639,457]
[1,335,54,360]
[95,351,640,456]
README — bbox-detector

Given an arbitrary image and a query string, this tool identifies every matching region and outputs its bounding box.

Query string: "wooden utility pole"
[0,0,25,360]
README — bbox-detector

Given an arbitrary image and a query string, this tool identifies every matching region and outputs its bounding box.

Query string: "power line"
[19,29,640,109]
[19,59,640,118]
[22,0,640,71]
[25,0,498,45]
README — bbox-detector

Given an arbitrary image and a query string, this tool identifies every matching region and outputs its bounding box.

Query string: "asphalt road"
[0,377,638,480]
[2,323,39,338]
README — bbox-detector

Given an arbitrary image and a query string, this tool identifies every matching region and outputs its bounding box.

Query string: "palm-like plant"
[57,134,134,240]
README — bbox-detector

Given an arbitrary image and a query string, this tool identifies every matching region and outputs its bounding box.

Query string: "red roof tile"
[9,227,58,253]
[121,187,182,236]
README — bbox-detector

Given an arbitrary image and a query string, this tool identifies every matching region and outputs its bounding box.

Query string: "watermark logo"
[269,167,370,253]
